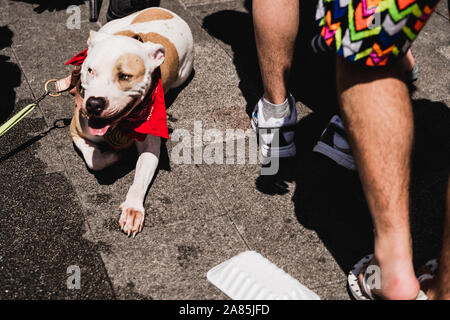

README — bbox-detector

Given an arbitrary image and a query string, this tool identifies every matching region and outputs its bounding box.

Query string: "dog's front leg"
[119,134,161,237]
[73,137,120,171]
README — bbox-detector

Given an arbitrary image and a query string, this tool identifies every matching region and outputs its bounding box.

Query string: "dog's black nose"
[86,97,106,115]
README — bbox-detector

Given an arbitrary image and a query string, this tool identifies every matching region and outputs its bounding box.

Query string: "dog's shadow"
[90,141,170,185]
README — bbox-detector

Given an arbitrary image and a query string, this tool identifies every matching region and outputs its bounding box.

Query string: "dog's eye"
[132,34,143,43]
[118,72,132,81]
[87,67,93,74]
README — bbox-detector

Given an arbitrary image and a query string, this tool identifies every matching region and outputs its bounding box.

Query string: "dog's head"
[80,31,165,135]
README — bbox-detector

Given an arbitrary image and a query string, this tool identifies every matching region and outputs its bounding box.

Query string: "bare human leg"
[251,0,299,158]
[252,0,299,105]
[336,56,420,300]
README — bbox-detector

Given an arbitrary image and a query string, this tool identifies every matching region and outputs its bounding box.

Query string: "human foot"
[349,254,424,300]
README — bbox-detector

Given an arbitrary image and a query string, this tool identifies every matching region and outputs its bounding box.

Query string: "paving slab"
[95,216,247,299]
[184,0,347,299]
[194,149,352,299]
[435,0,450,19]
[411,5,450,104]
[188,0,263,115]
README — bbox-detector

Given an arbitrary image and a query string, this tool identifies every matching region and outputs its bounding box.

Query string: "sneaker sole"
[252,116,296,158]
[313,141,356,170]
[261,142,296,158]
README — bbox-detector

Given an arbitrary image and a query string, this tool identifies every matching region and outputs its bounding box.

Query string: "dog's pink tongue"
[88,124,111,136]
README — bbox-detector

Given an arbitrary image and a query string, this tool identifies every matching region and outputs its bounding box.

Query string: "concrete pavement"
[0,0,448,299]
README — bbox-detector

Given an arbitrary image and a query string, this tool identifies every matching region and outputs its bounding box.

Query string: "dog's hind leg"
[73,137,120,171]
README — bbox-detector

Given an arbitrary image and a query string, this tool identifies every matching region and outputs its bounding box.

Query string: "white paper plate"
[207,251,320,300]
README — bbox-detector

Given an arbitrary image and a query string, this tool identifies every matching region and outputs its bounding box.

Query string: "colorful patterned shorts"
[316,0,441,66]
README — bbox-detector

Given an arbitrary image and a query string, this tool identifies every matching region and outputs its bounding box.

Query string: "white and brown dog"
[68,7,194,237]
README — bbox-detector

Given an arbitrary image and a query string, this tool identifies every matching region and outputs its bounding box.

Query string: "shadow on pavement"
[0,118,71,164]
[410,99,449,266]
[0,119,116,299]
[165,68,195,112]
[255,100,449,276]
[202,0,338,117]
[202,0,261,117]
[90,139,171,186]
[11,0,86,13]
[202,0,339,194]
[0,26,21,124]
[291,99,448,274]
[0,172,116,299]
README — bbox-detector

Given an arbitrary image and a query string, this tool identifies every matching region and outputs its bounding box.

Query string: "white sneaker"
[251,95,297,158]
[313,115,356,170]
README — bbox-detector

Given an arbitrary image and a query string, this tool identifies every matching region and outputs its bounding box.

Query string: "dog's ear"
[143,42,165,68]
[87,31,110,48]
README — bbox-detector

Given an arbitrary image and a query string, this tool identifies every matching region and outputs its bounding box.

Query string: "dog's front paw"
[119,202,145,237]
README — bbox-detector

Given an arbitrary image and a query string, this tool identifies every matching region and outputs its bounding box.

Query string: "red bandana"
[66,49,169,141]
[65,49,88,66]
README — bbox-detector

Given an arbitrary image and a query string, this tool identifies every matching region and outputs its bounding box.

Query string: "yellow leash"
[0,79,61,138]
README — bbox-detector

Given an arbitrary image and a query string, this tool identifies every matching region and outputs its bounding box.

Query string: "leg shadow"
[292,99,450,274]
[292,112,374,273]
[410,99,449,266]
[202,0,338,117]
[202,1,261,117]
